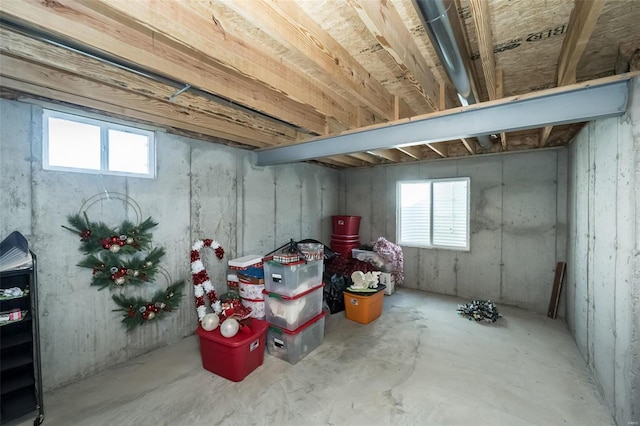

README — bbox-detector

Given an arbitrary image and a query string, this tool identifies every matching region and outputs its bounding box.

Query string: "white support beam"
[255,76,632,166]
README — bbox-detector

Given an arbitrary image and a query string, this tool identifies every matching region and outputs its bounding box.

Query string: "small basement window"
[397,178,470,250]
[43,110,155,178]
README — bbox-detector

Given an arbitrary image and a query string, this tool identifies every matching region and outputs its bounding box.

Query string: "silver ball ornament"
[201,313,220,331]
[220,318,239,338]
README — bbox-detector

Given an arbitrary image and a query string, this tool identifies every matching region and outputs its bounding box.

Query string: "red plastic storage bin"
[332,215,361,236]
[330,234,360,243]
[196,319,268,382]
[331,240,359,258]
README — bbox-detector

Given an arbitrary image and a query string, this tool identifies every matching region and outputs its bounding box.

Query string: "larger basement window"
[397,178,470,250]
[43,110,155,178]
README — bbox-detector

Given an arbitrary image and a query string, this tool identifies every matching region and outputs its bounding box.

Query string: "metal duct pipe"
[412,0,492,148]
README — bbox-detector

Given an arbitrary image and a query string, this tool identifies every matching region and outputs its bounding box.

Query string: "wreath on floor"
[63,192,184,330]
[457,300,502,323]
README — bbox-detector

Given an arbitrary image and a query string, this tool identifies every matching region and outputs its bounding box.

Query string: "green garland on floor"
[457,300,502,323]
[112,282,185,331]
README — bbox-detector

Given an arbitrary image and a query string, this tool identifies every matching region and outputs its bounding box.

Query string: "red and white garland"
[191,239,225,321]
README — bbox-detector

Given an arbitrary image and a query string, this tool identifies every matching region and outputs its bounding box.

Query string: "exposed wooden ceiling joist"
[0,54,290,148]
[218,0,410,122]
[0,0,638,169]
[557,0,607,86]
[396,146,423,160]
[0,0,330,134]
[0,27,306,145]
[541,0,606,146]
[469,0,496,101]
[427,143,448,158]
[347,0,439,112]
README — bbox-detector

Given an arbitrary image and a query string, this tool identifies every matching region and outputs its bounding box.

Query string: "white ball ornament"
[220,318,239,338]
[201,313,220,331]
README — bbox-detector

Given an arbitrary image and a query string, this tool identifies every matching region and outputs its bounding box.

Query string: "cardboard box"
[379,273,395,295]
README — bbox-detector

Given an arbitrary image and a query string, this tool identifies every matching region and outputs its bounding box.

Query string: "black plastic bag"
[323,273,349,314]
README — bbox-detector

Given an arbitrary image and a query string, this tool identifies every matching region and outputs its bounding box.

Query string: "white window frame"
[43,109,156,179]
[396,177,470,251]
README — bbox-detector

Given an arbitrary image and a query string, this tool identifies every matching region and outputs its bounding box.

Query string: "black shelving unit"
[1,252,44,425]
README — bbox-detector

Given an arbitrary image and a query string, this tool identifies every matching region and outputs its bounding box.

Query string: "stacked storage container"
[263,250,326,364]
[228,255,265,320]
[196,319,268,382]
[330,215,361,258]
[343,285,386,324]
[197,254,267,382]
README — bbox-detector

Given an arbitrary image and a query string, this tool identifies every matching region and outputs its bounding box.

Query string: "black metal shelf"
[1,352,34,372]
[0,248,44,425]
[0,386,37,423]
[1,369,35,395]
[0,324,32,349]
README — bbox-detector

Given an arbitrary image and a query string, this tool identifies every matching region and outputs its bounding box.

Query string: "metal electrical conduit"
[411,0,493,149]
[0,18,305,132]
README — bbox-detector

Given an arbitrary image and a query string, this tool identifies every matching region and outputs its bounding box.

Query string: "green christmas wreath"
[112,282,184,331]
[63,201,184,331]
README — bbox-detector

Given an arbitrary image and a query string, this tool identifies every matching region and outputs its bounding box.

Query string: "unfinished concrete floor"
[22,289,613,425]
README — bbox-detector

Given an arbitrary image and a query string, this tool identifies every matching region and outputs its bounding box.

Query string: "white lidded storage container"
[263,259,323,297]
[263,283,324,331]
[228,255,263,271]
[241,297,265,320]
[266,312,325,364]
[239,279,265,300]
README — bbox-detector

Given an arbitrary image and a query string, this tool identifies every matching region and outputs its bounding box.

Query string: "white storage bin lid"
[228,255,263,268]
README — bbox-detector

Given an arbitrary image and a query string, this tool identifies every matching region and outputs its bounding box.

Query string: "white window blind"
[397,178,470,250]
[399,182,431,246]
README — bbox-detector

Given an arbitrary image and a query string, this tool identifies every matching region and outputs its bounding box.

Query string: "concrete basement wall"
[565,77,640,426]
[341,148,567,314]
[0,98,340,391]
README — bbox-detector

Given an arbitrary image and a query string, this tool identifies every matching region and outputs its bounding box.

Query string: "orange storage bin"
[343,285,386,324]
